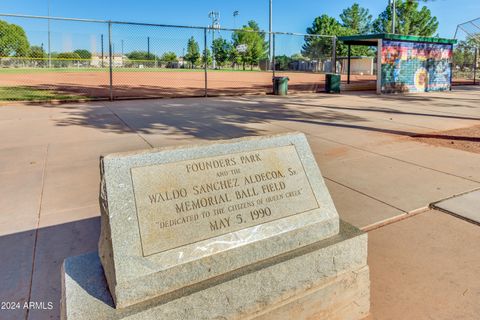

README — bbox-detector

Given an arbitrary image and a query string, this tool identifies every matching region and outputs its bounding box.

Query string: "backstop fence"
[453,17,479,85]
[452,44,478,86]
[0,13,336,101]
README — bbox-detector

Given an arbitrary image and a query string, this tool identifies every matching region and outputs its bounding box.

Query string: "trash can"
[325,73,341,93]
[273,76,289,95]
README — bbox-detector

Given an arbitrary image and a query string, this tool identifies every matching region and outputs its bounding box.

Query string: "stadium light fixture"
[233,11,239,29]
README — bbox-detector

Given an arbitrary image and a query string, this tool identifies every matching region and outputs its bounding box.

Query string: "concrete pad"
[40,161,100,215]
[432,189,480,224]
[368,210,480,319]
[107,101,238,140]
[0,104,55,121]
[0,144,46,174]
[282,100,480,132]
[0,168,43,236]
[46,136,149,166]
[381,144,480,183]
[325,179,405,229]
[39,205,99,228]
[46,112,137,143]
[268,117,425,152]
[321,152,480,213]
[308,136,369,166]
[0,229,35,320]
[0,118,56,149]
[29,217,100,320]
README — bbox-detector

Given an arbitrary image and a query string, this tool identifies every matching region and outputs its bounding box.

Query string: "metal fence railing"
[452,44,478,85]
[0,13,336,101]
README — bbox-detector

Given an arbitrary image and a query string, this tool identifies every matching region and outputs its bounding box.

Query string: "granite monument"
[61,132,370,319]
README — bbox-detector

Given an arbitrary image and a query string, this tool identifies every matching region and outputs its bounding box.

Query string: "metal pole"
[474,47,478,85]
[272,33,276,79]
[347,44,351,84]
[204,28,208,97]
[332,37,337,73]
[212,28,215,69]
[269,0,273,70]
[449,44,453,91]
[392,0,396,34]
[147,37,150,59]
[101,34,104,68]
[47,0,51,68]
[108,22,113,101]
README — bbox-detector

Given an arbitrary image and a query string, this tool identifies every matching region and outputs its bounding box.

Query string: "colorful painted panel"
[381,40,452,93]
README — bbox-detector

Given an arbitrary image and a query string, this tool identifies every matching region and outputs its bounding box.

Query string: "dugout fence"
[0,13,337,101]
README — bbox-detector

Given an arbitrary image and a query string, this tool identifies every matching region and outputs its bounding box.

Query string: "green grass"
[0,67,268,74]
[0,87,85,101]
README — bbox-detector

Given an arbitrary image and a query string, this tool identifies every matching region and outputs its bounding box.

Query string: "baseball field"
[0,68,377,101]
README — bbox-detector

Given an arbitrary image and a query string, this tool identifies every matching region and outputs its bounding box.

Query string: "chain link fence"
[453,17,479,85]
[452,44,478,85]
[0,13,337,101]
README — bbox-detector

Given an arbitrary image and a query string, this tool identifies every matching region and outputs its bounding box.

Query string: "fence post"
[204,28,208,97]
[347,44,351,84]
[272,33,276,79]
[474,47,478,85]
[108,21,113,101]
[332,37,337,73]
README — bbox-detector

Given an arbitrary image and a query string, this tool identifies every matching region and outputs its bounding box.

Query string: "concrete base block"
[61,221,370,320]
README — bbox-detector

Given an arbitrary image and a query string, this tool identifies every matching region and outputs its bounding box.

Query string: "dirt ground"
[412,124,480,154]
[0,70,376,99]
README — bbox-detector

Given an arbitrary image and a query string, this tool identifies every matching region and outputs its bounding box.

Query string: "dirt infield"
[412,124,480,154]
[0,70,376,99]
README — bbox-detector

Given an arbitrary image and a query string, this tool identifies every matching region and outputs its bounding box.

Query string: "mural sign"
[381,40,452,93]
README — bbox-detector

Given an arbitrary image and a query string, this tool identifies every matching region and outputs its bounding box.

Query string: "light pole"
[208,11,220,69]
[47,0,51,68]
[269,0,273,70]
[390,0,396,34]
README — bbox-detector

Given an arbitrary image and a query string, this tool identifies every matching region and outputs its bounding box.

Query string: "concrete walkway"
[0,87,479,319]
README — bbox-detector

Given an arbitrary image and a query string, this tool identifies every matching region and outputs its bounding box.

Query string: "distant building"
[90,53,126,67]
[337,56,375,75]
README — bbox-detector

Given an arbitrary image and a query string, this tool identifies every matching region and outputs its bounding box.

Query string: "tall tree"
[161,51,177,62]
[372,0,438,36]
[184,36,200,68]
[302,15,348,58]
[340,3,372,34]
[29,46,46,59]
[202,48,212,66]
[0,20,30,57]
[303,15,373,59]
[161,51,178,67]
[453,36,479,70]
[74,49,92,60]
[126,51,158,61]
[211,38,232,68]
[55,52,81,67]
[232,20,267,70]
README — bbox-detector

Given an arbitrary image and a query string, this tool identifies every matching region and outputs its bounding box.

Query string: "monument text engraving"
[131,145,319,256]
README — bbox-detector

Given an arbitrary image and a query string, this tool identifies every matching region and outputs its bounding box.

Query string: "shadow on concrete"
[0,217,100,320]
[412,133,480,142]
[44,97,368,140]
[288,102,480,121]
[34,93,479,145]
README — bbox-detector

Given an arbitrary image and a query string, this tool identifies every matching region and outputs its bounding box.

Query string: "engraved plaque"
[131,145,319,256]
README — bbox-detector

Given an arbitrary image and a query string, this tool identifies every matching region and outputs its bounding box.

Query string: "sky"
[0,0,478,56]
